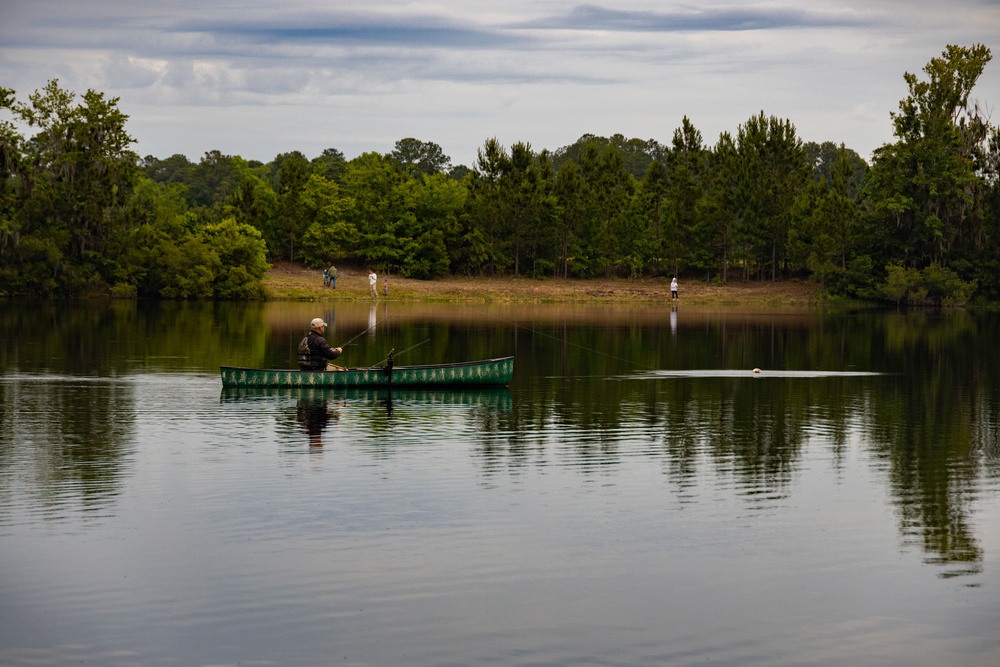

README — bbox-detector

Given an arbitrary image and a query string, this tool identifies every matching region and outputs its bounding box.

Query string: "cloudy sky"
[2,1,998,167]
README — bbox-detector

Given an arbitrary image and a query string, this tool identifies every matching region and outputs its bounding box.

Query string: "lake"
[1,300,998,666]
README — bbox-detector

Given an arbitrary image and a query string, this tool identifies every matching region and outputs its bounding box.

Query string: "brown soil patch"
[265,262,822,306]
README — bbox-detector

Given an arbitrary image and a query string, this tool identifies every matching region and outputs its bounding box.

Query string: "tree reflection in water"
[2,301,998,582]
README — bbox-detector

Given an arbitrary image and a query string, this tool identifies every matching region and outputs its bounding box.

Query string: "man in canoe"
[297,318,344,371]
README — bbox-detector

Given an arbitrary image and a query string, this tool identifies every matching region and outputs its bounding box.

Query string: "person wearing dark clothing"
[297,318,343,370]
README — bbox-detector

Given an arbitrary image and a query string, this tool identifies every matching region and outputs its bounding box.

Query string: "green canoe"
[220,356,514,389]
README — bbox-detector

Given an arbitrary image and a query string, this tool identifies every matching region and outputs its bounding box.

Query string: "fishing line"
[337,304,410,349]
[487,313,656,372]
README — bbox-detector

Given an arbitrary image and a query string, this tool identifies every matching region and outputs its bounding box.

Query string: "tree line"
[1,44,998,303]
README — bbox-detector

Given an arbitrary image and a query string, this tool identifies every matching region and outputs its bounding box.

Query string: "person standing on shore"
[670,276,679,300]
[328,265,337,289]
[368,269,378,297]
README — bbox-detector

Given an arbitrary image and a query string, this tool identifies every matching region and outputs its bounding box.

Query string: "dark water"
[1,300,998,666]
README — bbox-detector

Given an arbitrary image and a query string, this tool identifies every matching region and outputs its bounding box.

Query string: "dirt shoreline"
[264,262,823,306]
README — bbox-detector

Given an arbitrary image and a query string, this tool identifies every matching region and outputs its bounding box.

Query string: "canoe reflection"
[220,387,513,448]
[221,386,512,408]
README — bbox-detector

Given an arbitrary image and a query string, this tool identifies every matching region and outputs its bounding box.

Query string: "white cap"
[310,317,327,329]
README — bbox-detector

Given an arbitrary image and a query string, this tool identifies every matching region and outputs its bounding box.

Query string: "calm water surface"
[1,301,998,666]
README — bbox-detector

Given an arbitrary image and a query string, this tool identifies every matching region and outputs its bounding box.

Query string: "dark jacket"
[298,330,342,370]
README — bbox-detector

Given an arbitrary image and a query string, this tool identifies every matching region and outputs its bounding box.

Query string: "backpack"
[296,335,313,370]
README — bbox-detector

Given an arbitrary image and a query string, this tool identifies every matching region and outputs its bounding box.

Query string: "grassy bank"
[264,263,823,306]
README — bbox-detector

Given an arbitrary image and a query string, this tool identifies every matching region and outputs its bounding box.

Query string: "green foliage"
[224,170,277,253]
[294,175,353,266]
[310,147,347,183]
[2,46,999,304]
[920,262,975,305]
[844,256,877,299]
[790,145,867,294]
[448,164,472,180]
[552,133,666,180]
[532,257,555,279]
[274,151,310,262]
[663,116,706,277]
[696,132,739,282]
[576,141,635,277]
[183,150,244,208]
[300,220,360,266]
[141,153,194,185]
[866,44,994,275]
[463,138,564,277]
[402,229,451,279]
[735,112,811,281]
[157,236,220,299]
[0,80,140,295]
[337,151,406,271]
[109,282,138,299]
[1,234,63,294]
[391,138,452,175]
[804,141,867,197]
[632,160,668,272]
[879,262,974,306]
[126,214,269,300]
[465,137,513,275]
[880,263,924,306]
[200,218,269,299]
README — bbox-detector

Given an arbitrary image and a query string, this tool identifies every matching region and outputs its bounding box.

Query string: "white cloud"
[101,54,163,89]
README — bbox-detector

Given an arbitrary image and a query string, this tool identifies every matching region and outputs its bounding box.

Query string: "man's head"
[310,317,326,332]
